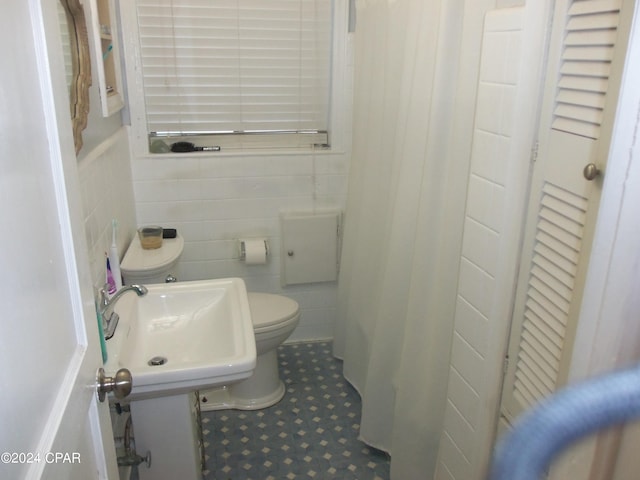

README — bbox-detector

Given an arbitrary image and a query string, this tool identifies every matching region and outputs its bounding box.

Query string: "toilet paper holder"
[239,239,269,262]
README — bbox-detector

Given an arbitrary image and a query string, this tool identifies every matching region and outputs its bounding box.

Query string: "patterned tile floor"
[201,341,390,480]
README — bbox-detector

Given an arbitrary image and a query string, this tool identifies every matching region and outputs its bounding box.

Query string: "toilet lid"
[121,234,184,274]
[248,292,300,329]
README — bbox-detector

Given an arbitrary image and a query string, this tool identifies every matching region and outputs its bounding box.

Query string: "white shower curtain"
[334,0,470,477]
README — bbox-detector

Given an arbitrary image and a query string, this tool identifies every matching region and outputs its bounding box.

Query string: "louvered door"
[500,0,629,423]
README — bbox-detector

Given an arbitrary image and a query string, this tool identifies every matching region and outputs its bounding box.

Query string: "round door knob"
[97,367,132,402]
[583,163,601,181]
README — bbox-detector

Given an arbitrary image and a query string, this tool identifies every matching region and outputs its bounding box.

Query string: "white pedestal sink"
[103,278,256,480]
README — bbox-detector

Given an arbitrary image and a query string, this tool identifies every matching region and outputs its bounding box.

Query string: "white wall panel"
[131,151,349,340]
[437,3,549,478]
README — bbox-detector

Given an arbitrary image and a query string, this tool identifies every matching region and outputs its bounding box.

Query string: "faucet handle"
[98,284,110,308]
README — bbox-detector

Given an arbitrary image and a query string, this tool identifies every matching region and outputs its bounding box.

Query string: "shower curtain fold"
[334,0,468,477]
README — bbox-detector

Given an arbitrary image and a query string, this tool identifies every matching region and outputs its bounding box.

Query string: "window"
[134,0,334,152]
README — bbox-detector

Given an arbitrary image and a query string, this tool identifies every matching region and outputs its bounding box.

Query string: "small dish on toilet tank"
[138,226,163,250]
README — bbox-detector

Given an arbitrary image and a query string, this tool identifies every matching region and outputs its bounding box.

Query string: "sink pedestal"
[128,393,204,480]
[103,278,257,478]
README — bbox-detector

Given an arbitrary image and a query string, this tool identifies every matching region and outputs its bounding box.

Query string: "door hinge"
[336,217,342,274]
[503,355,510,375]
[530,141,539,163]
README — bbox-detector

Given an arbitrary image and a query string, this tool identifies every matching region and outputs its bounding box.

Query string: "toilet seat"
[201,292,300,411]
[248,292,299,332]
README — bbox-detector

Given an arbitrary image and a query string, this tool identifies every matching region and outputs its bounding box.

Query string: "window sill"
[148,131,330,153]
[138,146,346,160]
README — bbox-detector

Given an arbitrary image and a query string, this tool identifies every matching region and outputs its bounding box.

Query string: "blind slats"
[136,0,333,144]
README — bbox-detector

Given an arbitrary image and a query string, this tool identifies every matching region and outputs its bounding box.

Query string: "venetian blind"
[136,0,332,146]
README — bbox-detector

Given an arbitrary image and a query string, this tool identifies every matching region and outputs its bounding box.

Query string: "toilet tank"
[121,234,184,285]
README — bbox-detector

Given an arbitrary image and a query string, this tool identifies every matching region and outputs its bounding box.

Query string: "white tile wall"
[436,6,535,479]
[447,366,481,431]
[130,151,350,341]
[438,432,472,480]
[78,127,138,291]
[75,125,349,341]
[118,0,354,341]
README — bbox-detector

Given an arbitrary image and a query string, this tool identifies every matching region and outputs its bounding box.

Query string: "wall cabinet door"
[88,0,124,116]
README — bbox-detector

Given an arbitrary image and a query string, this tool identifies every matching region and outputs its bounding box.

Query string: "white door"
[0,1,118,479]
[500,0,633,423]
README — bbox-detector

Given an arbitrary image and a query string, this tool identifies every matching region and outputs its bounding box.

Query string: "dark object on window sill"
[170,141,220,152]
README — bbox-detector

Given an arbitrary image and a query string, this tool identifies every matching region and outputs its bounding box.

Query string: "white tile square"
[479,32,510,84]
[466,175,505,233]
[451,331,485,395]
[498,85,517,137]
[470,130,511,186]
[461,216,500,278]
[454,295,489,359]
[504,32,523,86]
[475,83,507,134]
[457,257,495,319]
[446,366,481,430]
[437,433,472,480]
[443,400,475,461]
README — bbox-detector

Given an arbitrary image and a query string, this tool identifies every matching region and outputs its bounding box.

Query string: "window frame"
[120,0,351,157]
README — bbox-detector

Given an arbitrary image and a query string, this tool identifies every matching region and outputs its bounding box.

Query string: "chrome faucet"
[99,284,148,340]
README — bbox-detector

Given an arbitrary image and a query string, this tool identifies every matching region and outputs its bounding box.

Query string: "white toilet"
[120,233,300,410]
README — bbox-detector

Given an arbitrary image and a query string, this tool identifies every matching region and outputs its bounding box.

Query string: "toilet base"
[199,349,285,411]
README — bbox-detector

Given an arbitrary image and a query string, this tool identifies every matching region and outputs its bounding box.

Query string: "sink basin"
[105,278,256,400]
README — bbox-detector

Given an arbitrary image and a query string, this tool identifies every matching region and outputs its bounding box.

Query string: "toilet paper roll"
[241,239,268,264]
